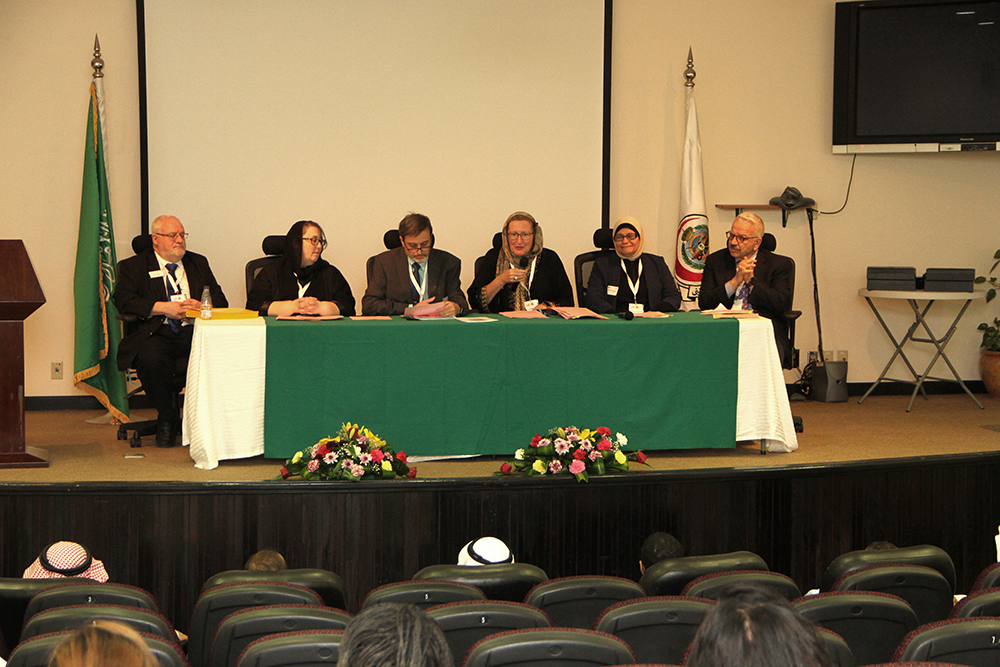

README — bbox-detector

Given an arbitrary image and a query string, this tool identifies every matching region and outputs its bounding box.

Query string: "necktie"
[165,263,183,332]
[736,283,751,311]
[410,263,421,303]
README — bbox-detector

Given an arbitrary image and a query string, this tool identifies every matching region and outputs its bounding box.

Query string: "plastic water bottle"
[200,286,213,319]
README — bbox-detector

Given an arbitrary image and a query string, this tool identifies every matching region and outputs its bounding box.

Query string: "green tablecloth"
[264,312,739,457]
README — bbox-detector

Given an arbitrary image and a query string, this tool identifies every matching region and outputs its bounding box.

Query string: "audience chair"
[829,565,953,626]
[638,551,768,597]
[970,562,1000,591]
[793,591,919,666]
[463,627,636,667]
[867,663,969,667]
[244,235,286,300]
[817,627,857,667]
[893,617,1000,666]
[201,569,348,610]
[573,228,615,306]
[948,587,1000,618]
[0,579,90,654]
[361,580,485,610]
[523,576,646,630]
[20,604,175,643]
[412,563,549,603]
[208,605,351,667]
[820,545,956,594]
[235,629,343,667]
[594,596,714,666]
[758,232,802,368]
[23,582,160,626]
[425,600,551,667]
[680,570,801,601]
[7,629,188,667]
[187,582,323,667]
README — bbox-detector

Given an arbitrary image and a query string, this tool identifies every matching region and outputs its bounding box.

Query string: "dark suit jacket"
[699,247,794,367]
[584,253,682,314]
[114,249,228,370]
[362,246,470,316]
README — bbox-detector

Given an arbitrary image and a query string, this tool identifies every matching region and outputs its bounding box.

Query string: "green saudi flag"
[73,78,129,421]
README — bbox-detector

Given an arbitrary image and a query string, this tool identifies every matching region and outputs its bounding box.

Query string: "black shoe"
[155,420,178,448]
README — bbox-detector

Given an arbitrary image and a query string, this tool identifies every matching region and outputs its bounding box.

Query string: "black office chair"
[201,569,348,611]
[594,596,715,666]
[412,563,549,603]
[424,600,551,667]
[573,228,615,306]
[244,235,285,302]
[522,576,646,630]
[365,229,405,286]
[638,551,769,597]
[758,232,802,369]
[471,233,506,294]
[361,580,486,610]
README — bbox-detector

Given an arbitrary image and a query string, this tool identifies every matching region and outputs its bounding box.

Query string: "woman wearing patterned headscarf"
[584,216,681,314]
[247,220,355,316]
[467,212,573,313]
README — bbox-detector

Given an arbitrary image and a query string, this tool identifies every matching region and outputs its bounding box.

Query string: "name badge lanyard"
[408,262,428,300]
[621,259,642,303]
[297,281,312,298]
[164,267,188,300]
[511,257,537,297]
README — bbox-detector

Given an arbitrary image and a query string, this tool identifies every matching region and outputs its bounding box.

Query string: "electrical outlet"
[837,350,849,362]
[51,362,63,380]
[823,350,834,362]
[807,351,818,364]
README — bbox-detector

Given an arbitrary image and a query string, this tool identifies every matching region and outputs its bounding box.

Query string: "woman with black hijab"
[467,211,573,313]
[584,216,681,315]
[247,220,355,316]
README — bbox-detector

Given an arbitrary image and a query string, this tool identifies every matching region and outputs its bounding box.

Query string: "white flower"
[515,448,525,461]
[616,432,628,446]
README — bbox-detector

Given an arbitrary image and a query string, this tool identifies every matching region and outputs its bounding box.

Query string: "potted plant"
[976,250,1000,397]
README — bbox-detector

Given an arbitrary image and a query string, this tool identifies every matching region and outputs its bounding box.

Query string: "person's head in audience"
[399,213,433,264]
[457,537,514,566]
[502,211,542,260]
[24,541,109,582]
[726,212,764,262]
[639,532,684,574]
[612,216,645,261]
[150,214,188,263]
[687,584,832,667]
[48,620,158,667]
[337,603,452,667]
[286,220,328,270]
[864,540,897,551]
[245,549,287,571]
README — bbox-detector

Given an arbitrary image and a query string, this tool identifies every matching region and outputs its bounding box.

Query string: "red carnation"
[636,451,647,464]
[530,434,542,447]
[396,451,408,465]
[371,449,385,462]
[316,443,329,458]
[280,467,290,479]
[596,426,611,436]
[500,462,512,475]
[573,449,586,460]
[406,467,417,479]
[597,438,612,451]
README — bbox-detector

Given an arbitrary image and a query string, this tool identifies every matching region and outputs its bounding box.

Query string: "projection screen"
[141,0,609,304]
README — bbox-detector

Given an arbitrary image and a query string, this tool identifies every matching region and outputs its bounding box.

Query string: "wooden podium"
[0,240,48,468]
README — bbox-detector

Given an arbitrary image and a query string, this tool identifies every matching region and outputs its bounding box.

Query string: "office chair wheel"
[117,425,128,440]
[130,432,142,448]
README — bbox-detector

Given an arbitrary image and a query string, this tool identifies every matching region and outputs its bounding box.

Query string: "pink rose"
[569,460,585,475]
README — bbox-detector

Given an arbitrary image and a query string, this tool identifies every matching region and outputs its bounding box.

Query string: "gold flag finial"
[684,47,696,88]
[91,34,104,78]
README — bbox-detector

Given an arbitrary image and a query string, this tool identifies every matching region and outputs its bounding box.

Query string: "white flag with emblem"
[674,84,709,310]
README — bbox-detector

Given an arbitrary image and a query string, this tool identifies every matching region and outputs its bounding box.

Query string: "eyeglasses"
[725,231,758,244]
[303,236,328,249]
[614,232,638,243]
[507,232,534,241]
[404,241,432,252]
[152,232,189,240]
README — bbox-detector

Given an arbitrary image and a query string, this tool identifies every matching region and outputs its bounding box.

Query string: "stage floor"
[3,393,999,484]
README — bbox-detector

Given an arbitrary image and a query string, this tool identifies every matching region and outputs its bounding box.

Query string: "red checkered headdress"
[22,541,109,582]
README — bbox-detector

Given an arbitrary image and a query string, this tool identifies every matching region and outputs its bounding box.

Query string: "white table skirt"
[184,316,797,469]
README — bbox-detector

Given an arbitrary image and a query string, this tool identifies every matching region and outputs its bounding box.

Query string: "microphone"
[518,256,530,269]
[616,311,634,320]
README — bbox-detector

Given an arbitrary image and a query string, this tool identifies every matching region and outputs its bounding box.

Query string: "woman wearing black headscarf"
[247,220,355,316]
[584,216,681,314]
[467,211,573,313]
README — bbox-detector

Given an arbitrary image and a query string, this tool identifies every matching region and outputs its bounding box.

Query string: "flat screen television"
[833,0,1000,153]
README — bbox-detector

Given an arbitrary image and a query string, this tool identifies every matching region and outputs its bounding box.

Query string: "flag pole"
[674,48,709,310]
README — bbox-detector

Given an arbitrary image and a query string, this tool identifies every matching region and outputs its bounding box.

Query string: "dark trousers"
[134,324,192,424]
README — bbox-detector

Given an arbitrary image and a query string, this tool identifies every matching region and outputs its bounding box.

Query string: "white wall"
[4,0,999,398]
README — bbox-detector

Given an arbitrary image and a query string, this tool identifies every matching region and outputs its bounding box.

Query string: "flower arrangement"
[496,426,647,483]
[279,423,415,481]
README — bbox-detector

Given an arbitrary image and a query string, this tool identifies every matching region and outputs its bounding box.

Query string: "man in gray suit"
[362,213,469,317]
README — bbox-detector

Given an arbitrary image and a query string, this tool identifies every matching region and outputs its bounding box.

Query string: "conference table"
[183,313,798,470]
